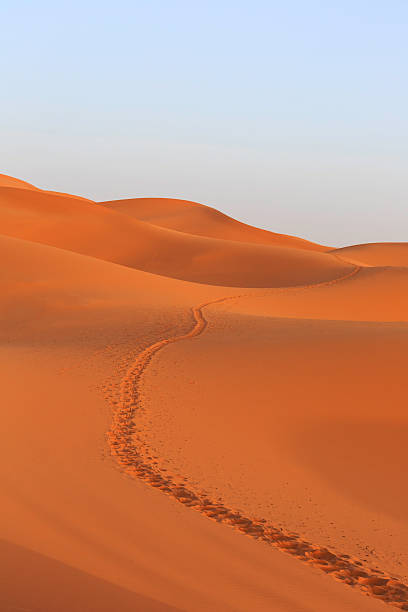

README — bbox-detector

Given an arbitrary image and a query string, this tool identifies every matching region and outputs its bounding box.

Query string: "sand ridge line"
[261,260,362,294]
[330,251,371,268]
[108,264,408,611]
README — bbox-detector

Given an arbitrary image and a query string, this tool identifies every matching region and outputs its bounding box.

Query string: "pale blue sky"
[1,1,407,246]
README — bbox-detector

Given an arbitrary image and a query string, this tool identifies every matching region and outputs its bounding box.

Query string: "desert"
[1,173,407,611]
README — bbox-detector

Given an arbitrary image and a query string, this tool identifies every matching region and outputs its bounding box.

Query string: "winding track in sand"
[107,264,408,610]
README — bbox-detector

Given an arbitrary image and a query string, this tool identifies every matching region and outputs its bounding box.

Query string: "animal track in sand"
[107,265,408,610]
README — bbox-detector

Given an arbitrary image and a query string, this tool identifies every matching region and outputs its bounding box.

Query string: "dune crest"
[101,196,329,251]
[0,172,40,191]
[331,242,408,267]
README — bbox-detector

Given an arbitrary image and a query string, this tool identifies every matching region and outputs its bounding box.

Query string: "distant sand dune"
[0,185,352,287]
[222,266,408,321]
[0,172,40,191]
[101,196,329,251]
[331,242,408,267]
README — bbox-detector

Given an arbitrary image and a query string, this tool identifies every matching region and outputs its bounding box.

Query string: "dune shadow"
[0,539,179,612]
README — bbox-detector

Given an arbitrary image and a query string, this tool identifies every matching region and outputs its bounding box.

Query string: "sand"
[1,173,406,611]
[101,196,330,251]
[0,185,352,287]
[331,243,408,267]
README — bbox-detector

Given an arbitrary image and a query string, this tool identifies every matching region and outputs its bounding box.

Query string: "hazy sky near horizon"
[1,0,407,246]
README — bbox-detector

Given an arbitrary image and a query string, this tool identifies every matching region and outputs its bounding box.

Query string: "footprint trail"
[107,272,408,611]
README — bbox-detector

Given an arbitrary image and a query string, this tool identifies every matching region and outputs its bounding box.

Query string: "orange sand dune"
[0,172,40,191]
[102,196,329,251]
[332,242,408,267]
[0,233,388,612]
[0,184,352,287]
[1,173,407,612]
[221,266,408,322]
[0,172,93,201]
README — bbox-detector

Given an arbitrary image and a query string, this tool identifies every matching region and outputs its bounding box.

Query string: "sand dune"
[1,173,407,611]
[332,242,408,267]
[0,172,40,191]
[101,196,329,251]
[221,266,408,321]
[0,183,352,287]
[0,172,92,201]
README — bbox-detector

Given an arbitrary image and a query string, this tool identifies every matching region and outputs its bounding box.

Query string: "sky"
[1,0,407,246]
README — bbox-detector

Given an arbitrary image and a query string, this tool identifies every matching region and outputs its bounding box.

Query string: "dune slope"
[332,242,408,267]
[101,196,329,251]
[0,172,40,191]
[137,278,408,585]
[0,184,352,287]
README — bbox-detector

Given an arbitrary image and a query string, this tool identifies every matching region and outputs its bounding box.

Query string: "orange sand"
[331,243,408,267]
[0,185,351,287]
[101,196,330,251]
[0,173,406,611]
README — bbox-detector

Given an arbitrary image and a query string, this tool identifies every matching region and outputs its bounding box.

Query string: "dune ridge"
[101,196,329,251]
[331,243,408,267]
[0,172,93,201]
[0,173,41,191]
